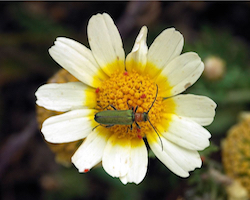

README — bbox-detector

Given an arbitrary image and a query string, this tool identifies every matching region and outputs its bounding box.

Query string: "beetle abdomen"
[95,110,134,125]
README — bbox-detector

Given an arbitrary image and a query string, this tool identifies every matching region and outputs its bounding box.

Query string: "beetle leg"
[97,103,111,110]
[126,126,130,133]
[96,104,103,110]
[109,105,117,110]
[104,124,114,128]
[102,104,110,110]
[126,100,130,109]
[92,124,114,131]
[126,100,134,110]
[92,125,100,131]
[134,106,138,113]
[99,104,117,110]
[135,121,141,129]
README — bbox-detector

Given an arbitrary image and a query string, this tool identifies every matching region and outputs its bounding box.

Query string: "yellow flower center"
[95,70,164,140]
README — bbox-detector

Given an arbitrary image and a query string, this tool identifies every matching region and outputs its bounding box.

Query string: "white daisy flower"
[35,13,216,184]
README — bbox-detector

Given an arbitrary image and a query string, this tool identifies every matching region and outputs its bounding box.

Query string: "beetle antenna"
[148,118,163,151]
[146,84,158,114]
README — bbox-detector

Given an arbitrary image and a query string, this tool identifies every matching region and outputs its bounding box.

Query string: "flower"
[222,112,250,196]
[36,69,80,166]
[35,13,216,184]
[203,56,226,81]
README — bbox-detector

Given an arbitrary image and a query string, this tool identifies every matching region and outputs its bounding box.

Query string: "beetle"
[94,108,134,127]
[94,85,158,128]
[93,85,163,149]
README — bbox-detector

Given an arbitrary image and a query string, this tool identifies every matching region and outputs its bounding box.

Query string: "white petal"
[164,94,217,126]
[35,82,96,112]
[102,134,131,178]
[88,13,125,76]
[147,132,202,177]
[156,52,204,97]
[120,138,148,184]
[41,109,95,143]
[146,28,184,78]
[49,37,107,88]
[126,26,148,74]
[72,127,112,172]
[159,114,211,150]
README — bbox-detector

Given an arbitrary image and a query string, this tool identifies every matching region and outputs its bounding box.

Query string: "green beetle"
[94,109,134,126]
[94,85,163,149]
[94,85,158,128]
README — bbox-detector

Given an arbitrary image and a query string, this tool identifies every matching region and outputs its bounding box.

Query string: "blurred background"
[0,2,250,200]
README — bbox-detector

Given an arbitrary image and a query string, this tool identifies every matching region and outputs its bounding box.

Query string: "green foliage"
[184,26,250,135]
[43,167,89,200]
[2,2,250,199]
[9,3,72,37]
[187,144,226,200]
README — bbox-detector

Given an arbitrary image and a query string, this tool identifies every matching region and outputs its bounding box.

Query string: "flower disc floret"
[96,70,164,139]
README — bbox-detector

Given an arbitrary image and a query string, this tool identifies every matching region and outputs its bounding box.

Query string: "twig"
[0,114,38,179]
[117,1,151,39]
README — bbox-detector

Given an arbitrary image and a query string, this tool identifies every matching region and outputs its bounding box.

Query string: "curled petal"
[126,26,148,74]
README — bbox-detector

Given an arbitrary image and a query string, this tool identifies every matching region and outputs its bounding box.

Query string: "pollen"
[95,87,100,93]
[96,70,164,140]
